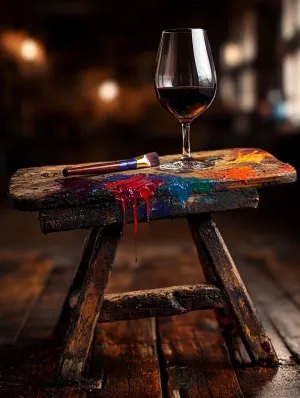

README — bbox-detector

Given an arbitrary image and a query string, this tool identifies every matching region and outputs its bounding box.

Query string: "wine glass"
[155,28,217,172]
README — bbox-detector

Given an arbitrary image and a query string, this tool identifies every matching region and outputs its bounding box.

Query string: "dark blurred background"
[0,0,300,238]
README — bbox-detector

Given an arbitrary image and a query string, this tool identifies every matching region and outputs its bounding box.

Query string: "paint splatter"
[212,166,257,181]
[234,148,267,164]
[104,175,164,233]
[156,175,214,202]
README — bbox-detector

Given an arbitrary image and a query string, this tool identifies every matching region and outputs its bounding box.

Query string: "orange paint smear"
[213,166,257,181]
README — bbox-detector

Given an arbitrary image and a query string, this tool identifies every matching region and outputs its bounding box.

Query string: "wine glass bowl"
[155,28,217,172]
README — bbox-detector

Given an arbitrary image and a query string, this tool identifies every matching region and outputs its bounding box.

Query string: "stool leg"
[188,214,278,366]
[53,228,101,338]
[187,220,243,362]
[55,223,122,384]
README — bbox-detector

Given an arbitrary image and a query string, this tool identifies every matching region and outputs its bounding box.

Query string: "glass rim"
[162,28,206,34]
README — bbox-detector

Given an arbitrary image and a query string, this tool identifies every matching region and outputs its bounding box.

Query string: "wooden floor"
[1,214,300,397]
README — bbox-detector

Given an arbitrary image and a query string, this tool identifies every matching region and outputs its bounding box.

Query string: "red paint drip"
[104,175,164,233]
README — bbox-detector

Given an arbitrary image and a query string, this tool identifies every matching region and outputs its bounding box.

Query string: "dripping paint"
[104,175,164,233]
[103,174,218,231]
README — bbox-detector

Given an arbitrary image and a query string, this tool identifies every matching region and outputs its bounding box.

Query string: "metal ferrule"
[135,154,151,169]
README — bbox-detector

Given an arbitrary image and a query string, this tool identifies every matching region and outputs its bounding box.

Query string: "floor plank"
[236,365,300,398]
[0,247,86,397]
[237,253,300,363]
[231,244,300,397]
[1,235,300,397]
[18,261,76,342]
[90,249,162,398]
[0,250,53,345]
[147,245,243,398]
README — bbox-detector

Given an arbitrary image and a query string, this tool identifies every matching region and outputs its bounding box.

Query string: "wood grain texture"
[69,283,226,322]
[234,247,300,397]
[39,188,259,233]
[90,249,163,398]
[188,214,279,366]
[237,252,300,364]
[143,246,243,398]
[53,228,99,339]
[55,224,122,384]
[187,219,251,367]
[0,248,87,398]
[9,148,296,211]
[92,318,162,398]
[19,261,76,342]
[2,242,300,396]
[158,313,244,398]
[0,250,53,344]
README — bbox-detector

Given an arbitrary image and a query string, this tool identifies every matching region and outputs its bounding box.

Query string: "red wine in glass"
[156,86,216,123]
[155,28,217,172]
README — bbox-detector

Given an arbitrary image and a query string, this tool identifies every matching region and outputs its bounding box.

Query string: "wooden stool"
[9,148,296,385]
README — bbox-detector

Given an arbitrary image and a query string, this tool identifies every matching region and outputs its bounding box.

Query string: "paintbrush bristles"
[146,152,160,167]
[136,152,160,169]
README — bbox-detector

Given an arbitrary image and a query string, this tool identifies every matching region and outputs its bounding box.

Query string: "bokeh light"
[20,39,39,61]
[97,80,119,102]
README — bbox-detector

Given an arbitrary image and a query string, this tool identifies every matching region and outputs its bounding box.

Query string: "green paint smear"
[189,178,215,193]
[156,175,216,204]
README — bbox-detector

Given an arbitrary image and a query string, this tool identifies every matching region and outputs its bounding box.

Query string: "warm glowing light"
[20,39,39,61]
[222,43,243,68]
[97,80,119,102]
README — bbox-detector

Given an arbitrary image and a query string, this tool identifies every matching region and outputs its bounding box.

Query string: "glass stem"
[181,122,191,160]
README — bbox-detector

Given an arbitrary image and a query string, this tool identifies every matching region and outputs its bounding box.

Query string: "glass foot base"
[160,158,217,173]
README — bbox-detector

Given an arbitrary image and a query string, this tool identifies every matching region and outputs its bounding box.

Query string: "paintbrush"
[62,152,160,177]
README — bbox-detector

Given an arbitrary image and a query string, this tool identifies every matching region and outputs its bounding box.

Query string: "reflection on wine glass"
[155,28,217,172]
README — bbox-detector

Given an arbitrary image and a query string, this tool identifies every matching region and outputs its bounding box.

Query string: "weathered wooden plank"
[254,314,295,366]
[188,214,278,365]
[39,189,259,233]
[236,365,300,398]
[158,311,244,398]
[90,246,163,398]
[237,254,300,363]
[69,283,226,321]
[17,261,76,342]
[244,245,300,309]
[235,309,300,397]
[148,245,244,397]
[92,318,162,398]
[55,224,122,384]
[184,217,250,367]
[0,251,53,345]
[9,148,296,211]
[0,249,88,397]
[232,249,300,397]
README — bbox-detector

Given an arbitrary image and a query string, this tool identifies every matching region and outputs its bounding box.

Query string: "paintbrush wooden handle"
[62,153,159,177]
[62,162,122,177]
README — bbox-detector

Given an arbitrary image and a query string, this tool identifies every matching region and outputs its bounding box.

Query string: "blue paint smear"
[155,175,215,204]
[57,173,218,206]
[156,175,192,204]
[150,199,172,218]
